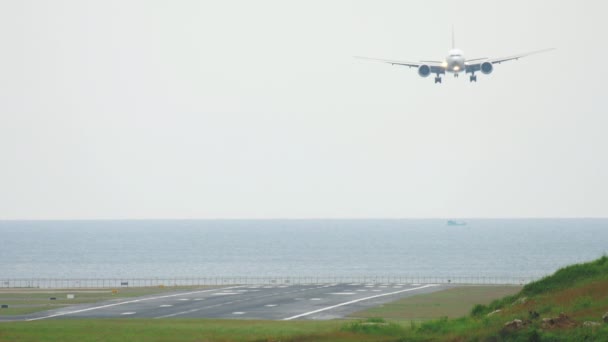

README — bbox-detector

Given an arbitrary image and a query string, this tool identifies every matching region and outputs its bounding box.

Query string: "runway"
[9,283,446,321]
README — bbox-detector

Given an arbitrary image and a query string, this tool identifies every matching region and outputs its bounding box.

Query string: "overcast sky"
[0,0,606,219]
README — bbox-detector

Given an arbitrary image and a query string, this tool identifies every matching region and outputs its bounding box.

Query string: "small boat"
[447,220,467,226]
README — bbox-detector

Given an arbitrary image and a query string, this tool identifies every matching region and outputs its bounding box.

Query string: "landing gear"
[454,73,459,78]
[469,74,477,82]
[434,76,442,84]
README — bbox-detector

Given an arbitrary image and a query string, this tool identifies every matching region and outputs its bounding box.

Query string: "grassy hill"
[344,255,608,341]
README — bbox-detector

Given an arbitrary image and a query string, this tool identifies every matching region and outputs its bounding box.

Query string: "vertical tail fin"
[451,25,455,49]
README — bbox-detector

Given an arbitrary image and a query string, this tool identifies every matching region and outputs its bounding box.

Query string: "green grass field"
[0,286,215,316]
[350,285,521,320]
[0,319,370,342]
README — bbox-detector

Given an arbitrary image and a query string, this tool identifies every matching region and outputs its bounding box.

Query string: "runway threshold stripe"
[282,284,438,321]
[25,286,244,321]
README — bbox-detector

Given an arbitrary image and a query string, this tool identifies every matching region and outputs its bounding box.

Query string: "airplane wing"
[354,56,445,74]
[488,48,555,64]
[466,48,554,73]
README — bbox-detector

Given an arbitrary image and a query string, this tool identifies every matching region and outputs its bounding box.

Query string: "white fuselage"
[445,49,466,74]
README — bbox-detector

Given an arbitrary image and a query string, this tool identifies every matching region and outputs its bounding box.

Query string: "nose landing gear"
[434,76,442,84]
[469,74,477,82]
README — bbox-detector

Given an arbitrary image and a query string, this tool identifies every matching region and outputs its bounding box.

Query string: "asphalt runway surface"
[6,283,446,321]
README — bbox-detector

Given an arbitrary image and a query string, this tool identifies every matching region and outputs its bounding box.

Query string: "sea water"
[0,219,606,279]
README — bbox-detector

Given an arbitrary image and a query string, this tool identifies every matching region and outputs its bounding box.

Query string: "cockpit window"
[448,49,463,57]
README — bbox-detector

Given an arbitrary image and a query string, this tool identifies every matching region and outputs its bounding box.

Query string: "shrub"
[417,316,449,334]
[340,318,405,336]
[471,304,488,317]
[470,294,520,317]
[573,296,593,310]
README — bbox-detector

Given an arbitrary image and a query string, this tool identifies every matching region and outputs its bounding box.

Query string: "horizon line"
[1,217,607,221]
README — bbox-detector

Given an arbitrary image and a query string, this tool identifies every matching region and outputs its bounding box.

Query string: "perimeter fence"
[0,276,538,289]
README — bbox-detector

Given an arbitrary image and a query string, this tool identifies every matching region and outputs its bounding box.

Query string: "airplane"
[355,29,553,83]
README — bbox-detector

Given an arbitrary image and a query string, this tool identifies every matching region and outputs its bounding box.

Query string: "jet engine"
[481,62,494,75]
[418,65,431,78]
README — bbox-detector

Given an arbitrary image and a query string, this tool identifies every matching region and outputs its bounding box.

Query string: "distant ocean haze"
[0,219,606,279]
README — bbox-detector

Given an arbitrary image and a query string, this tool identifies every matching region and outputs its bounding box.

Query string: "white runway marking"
[265,304,277,307]
[178,299,189,301]
[155,285,334,319]
[157,308,200,318]
[328,292,356,295]
[283,284,438,321]
[159,305,173,307]
[26,286,244,321]
[212,292,239,296]
[309,298,321,301]
[121,312,136,315]
[356,289,367,292]
[412,284,420,286]
[194,298,205,301]
[372,289,382,292]
[232,312,245,315]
